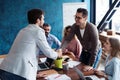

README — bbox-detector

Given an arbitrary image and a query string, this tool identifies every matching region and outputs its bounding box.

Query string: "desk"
[0,55,6,58]
[59,63,94,80]
[37,61,94,80]
[0,55,6,64]
[99,31,120,46]
[37,53,99,80]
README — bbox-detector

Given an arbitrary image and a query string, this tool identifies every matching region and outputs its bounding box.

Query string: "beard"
[45,33,49,37]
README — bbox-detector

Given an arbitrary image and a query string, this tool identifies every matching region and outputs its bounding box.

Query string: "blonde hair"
[109,37,120,58]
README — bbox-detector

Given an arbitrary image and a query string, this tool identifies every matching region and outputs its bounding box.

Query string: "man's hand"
[36,72,47,79]
[65,51,76,60]
[56,49,62,58]
[82,65,93,71]
[94,70,107,78]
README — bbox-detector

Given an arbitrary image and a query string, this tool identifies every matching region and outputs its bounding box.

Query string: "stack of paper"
[67,61,80,68]
[45,74,71,80]
[85,75,105,80]
[40,57,47,62]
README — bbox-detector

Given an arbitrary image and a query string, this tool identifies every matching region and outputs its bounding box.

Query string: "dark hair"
[27,9,44,24]
[43,23,50,27]
[65,25,71,30]
[77,8,88,18]
[64,25,72,36]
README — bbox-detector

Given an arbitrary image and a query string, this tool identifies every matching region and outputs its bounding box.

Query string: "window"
[63,2,87,28]
[96,0,109,29]
[62,2,87,36]
[112,6,120,32]
[96,0,120,33]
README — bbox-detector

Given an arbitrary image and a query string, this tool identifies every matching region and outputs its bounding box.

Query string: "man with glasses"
[65,8,101,70]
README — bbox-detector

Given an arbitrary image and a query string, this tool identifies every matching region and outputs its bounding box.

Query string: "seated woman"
[61,25,82,60]
[94,37,120,80]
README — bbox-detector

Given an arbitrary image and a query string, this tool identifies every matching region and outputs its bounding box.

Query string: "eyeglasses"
[74,15,82,20]
[66,30,70,33]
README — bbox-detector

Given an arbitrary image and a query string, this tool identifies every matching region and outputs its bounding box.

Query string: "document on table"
[45,74,71,80]
[85,75,105,80]
[67,60,80,68]
[40,57,47,62]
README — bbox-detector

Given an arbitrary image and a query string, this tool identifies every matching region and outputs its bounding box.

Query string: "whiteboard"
[63,2,87,28]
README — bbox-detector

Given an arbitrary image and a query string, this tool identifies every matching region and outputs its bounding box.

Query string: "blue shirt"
[46,33,61,50]
[105,57,120,80]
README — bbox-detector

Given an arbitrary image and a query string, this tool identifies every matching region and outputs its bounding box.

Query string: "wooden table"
[37,62,94,80]
[0,55,6,58]
[0,55,6,64]
[1,55,94,80]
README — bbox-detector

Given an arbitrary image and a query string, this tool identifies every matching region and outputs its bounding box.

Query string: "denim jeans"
[0,69,26,80]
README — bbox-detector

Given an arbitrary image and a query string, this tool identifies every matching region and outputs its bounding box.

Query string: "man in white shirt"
[0,9,62,80]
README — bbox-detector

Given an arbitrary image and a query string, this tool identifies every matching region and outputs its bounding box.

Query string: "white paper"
[67,61,80,68]
[40,57,46,62]
[45,74,71,80]
[85,75,105,80]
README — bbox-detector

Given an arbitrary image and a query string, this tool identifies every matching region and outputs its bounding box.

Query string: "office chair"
[73,67,93,80]
[93,48,102,69]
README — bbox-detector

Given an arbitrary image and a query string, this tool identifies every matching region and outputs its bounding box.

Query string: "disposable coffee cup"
[54,58,63,68]
[63,63,69,71]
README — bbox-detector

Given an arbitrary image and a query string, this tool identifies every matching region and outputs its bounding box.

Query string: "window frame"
[92,0,120,34]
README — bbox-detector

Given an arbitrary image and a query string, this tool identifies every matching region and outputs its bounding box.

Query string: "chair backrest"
[73,67,93,80]
[73,67,86,80]
[93,48,102,69]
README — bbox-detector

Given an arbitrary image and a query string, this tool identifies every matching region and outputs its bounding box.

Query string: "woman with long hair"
[94,37,120,80]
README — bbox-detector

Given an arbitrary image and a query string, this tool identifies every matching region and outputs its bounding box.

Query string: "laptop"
[38,62,49,71]
[38,57,54,71]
